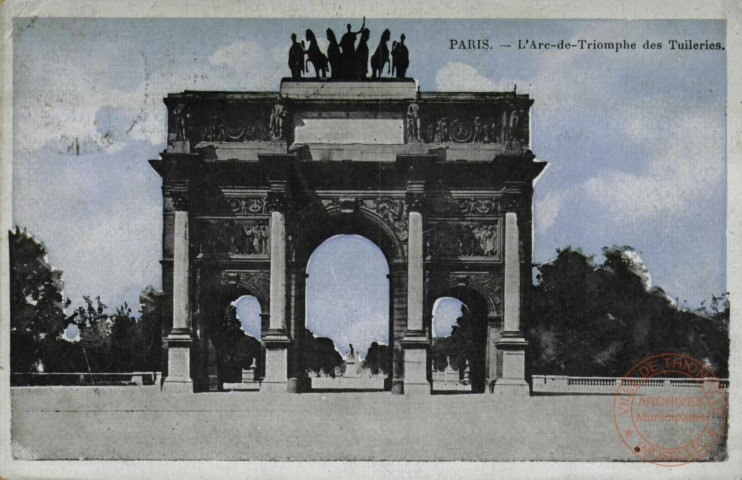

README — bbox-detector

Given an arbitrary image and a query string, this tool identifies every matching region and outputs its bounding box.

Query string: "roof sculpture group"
[288,18,410,80]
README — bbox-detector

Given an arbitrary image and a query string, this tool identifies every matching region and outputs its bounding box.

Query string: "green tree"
[138,286,164,371]
[9,227,72,372]
[525,246,730,377]
[301,329,343,377]
[70,292,164,373]
[362,341,391,375]
[11,227,165,376]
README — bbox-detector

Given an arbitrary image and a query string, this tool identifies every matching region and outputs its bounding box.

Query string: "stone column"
[262,188,292,393]
[493,212,529,396]
[163,193,194,393]
[402,183,431,394]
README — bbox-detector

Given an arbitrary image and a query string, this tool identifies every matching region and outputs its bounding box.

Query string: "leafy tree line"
[11,227,729,380]
[10,227,162,374]
[524,246,729,378]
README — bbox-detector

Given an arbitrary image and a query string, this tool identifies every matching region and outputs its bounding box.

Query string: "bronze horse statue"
[304,29,328,78]
[371,29,391,78]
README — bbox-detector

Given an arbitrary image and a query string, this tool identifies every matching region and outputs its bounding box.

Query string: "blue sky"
[13,19,726,356]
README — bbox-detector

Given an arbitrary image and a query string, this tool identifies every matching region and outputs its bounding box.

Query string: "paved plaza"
[10,387,727,461]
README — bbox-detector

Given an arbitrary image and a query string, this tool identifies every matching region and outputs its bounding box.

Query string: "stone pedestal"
[163,331,193,393]
[262,334,291,393]
[493,332,529,396]
[402,336,431,395]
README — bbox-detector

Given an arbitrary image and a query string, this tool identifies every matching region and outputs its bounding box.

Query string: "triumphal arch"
[151,75,546,395]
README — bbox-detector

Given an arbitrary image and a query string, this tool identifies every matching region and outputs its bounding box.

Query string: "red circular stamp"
[613,353,728,466]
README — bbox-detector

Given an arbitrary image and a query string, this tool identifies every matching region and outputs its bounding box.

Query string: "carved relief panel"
[319,196,410,244]
[428,196,504,218]
[220,270,271,305]
[197,219,270,257]
[196,194,269,216]
[415,101,530,150]
[360,197,409,242]
[426,219,502,260]
[167,99,284,149]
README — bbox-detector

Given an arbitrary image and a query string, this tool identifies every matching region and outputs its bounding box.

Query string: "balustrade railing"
[11,372,162,387]
[532,375,729,394]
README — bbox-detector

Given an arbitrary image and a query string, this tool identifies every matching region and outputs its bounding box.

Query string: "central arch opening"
[305,234,390,391]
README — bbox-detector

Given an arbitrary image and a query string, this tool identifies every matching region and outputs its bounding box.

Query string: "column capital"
[267,179,289,212]
[172,191,190,211]
[405,181,426,213]
[267,191,287,212]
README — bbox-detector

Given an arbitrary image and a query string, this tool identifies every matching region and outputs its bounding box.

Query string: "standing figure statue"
[371,29,392,78]
[473,116,484,143]
[406,103,420,141]
[326,28,342,79]
[391,34,409,78]
[304,29,328,78]
[339,17,366,79]
[269,101,286,140]
[173,103,189,141]
[288,33,305,79]
[355,28,370,79]
[508,109,522,148]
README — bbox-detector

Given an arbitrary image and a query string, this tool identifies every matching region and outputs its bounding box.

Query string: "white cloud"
[208,41,286,88]
[435,62,511,91]
[15,39,290,156]
[583,109,724,221]
[536,190,565,234]
[534,106,724,235]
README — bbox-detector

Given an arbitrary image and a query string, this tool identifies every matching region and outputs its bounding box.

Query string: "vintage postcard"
[0,1,740,479]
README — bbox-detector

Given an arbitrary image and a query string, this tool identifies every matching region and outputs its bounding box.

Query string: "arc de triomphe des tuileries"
[150,78,546,395]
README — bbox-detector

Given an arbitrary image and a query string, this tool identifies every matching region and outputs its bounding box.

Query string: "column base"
[261,333,292,394]
[163,332,193,393]
[261,379,289,393]
[287,377,307,393]
[492,378,530,397]
[391,378,404,395]
[494,332,530,397]
[162,377,194,393]
[402,335,431,395]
